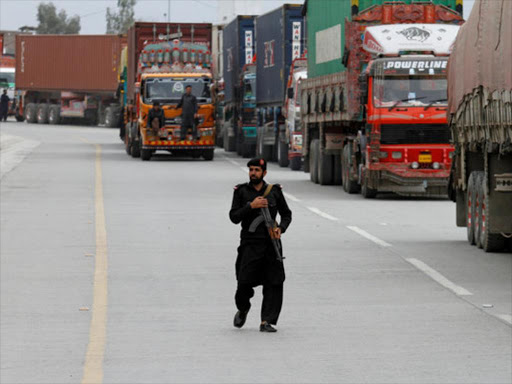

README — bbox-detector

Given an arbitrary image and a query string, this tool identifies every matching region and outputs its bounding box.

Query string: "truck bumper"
[368,165,450,197]
[142,139,215,150]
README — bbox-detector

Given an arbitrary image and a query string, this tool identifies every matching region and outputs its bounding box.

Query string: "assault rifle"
[261,206,284,263]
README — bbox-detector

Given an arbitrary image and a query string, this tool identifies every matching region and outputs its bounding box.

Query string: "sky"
[0,0,476,35]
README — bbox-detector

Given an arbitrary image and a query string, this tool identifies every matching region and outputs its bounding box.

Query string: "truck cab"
[236,63,257,157]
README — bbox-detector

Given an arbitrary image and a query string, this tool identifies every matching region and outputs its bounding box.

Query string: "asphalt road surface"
[1,120,511,384]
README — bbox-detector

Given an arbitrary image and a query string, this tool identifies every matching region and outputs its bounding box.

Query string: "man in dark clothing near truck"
[176,85,199,141]
[229,158,292,333]
[147,101,165,136]
[0,90,9,122]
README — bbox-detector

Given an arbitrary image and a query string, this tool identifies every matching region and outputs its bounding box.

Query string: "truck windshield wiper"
[423,98,448,110]
[388,97,426,111]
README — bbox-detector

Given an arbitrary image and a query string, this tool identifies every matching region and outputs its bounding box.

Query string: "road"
[1,120,511,384]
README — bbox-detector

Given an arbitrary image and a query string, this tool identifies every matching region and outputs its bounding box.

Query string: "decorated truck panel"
[447,0,512,252]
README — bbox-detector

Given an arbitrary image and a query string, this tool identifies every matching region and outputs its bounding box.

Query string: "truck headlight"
[411,161,420,169]
[432,162,441,170]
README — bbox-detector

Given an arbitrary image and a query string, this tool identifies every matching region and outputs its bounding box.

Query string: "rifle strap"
[262,184,273,198]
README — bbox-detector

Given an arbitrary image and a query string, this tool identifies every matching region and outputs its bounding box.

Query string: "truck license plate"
[418,154,432,163]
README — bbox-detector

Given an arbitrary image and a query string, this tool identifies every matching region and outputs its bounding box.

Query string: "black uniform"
[0,93,9,121]
[229,182,292,325]
[176,93,198,140]
[147,107,165,132]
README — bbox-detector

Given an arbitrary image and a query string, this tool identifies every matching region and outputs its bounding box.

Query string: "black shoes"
[233,310,249,328]
[259,322,277,333]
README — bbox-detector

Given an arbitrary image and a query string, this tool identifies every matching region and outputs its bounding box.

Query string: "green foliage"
[106,0,136,35]
[36,2,81,34]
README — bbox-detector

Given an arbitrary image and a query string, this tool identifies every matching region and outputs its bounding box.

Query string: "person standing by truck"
[0,89,9,121]
[176,85,199,141]
[147,101,165,135]
[229,158,292,332]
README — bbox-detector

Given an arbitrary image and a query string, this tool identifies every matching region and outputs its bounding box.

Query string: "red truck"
[301,1,464,197]
[15,35,125,126]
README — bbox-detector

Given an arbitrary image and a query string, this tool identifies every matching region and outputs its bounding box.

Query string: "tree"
[36,2,81,34]
[106,0,136,35]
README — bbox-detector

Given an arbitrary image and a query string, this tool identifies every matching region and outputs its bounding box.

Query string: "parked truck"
[447,0,512,252]
[283,57,307,170]
[15,35,125,126]
[300,0,463,197]
[123,22,215,161]
[222,15,256,155]
[255,4,306,164]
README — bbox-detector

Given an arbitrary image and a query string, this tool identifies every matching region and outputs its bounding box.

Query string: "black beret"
[247,158,267,171]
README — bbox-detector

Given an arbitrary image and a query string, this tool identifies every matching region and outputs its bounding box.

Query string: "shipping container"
[127,22,212,98]
[255,3,305,106]
[304,0,463,78]
[222,16,256,103]
[15,35,125,93]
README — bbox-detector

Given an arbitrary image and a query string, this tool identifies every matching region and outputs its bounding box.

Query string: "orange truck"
[123,22,215,161]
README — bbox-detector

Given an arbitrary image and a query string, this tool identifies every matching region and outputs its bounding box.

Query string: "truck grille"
[380,124,450,145]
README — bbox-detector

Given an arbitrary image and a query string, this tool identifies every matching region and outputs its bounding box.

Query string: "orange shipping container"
[15,34,125,93]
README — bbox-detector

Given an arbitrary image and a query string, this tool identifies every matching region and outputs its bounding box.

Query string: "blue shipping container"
[223,16,256,103]
[256,4,305,106]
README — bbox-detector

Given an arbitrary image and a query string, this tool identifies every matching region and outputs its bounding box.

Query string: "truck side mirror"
[287,87,294,99]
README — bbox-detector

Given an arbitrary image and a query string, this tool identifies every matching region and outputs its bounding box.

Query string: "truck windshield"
[373,76,447,108]
[144,77,211,103]
[243,76,256,102]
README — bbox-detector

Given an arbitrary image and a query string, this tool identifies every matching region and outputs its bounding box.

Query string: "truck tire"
[333,154,342,185]
[466,172,478,245]
[141,148,152,161]
[131,139,141,158]
[309,139,319,184]
[15,108,25,122]
[361,173,378,199]
[242,143,255,158]
[85,110,98,126]
[474,172,485,248]
[318,151,334,185]
[125,131,132,155]
[289,156,301,171]
[48,105,61,125]
[342,144,359,194]
[479,173,506,252]
[278,139,289,168]
[37,104,49,124]
[25,103,37,123]
[203,149,214,161]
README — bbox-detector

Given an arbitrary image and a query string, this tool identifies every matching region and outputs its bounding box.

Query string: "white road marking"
[307,207,339,221]
[406,258,473,296]
[283,192,301,202]
[497,314,512,325]
[347,225,392,247]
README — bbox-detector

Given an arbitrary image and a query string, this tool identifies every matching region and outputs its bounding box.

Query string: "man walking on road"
[176,85,199,141]
[229,158,292,332]
[0,90,9,122]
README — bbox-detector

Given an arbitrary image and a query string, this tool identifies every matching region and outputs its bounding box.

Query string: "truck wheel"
[241,143,255,158]
[141,148,152,161]
[333,154,342,185]
[48,105,61,125]
[85,110,98,126]
[361,173,378,199]
[474,172,485,248]
[203,149,214,161]
[278,139,289,168]
[236,137,243,156]
[25,103,37,123]
[342,144,359,194]
[318,151,334,185]
[37,104,49,124]
[289,156,301,171]
[466,172,478,245]
[15,108,25,122]
[131,139,141,158]
[480,173,506,252]
[125,131,132,155]
[310,139,319,183]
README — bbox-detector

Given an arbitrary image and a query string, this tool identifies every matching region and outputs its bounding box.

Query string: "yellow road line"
[81,144,108,384]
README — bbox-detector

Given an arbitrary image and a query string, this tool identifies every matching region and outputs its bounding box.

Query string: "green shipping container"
[305,0,463,78]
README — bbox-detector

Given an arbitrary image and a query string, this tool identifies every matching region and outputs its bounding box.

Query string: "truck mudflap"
[368,164,450,197]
